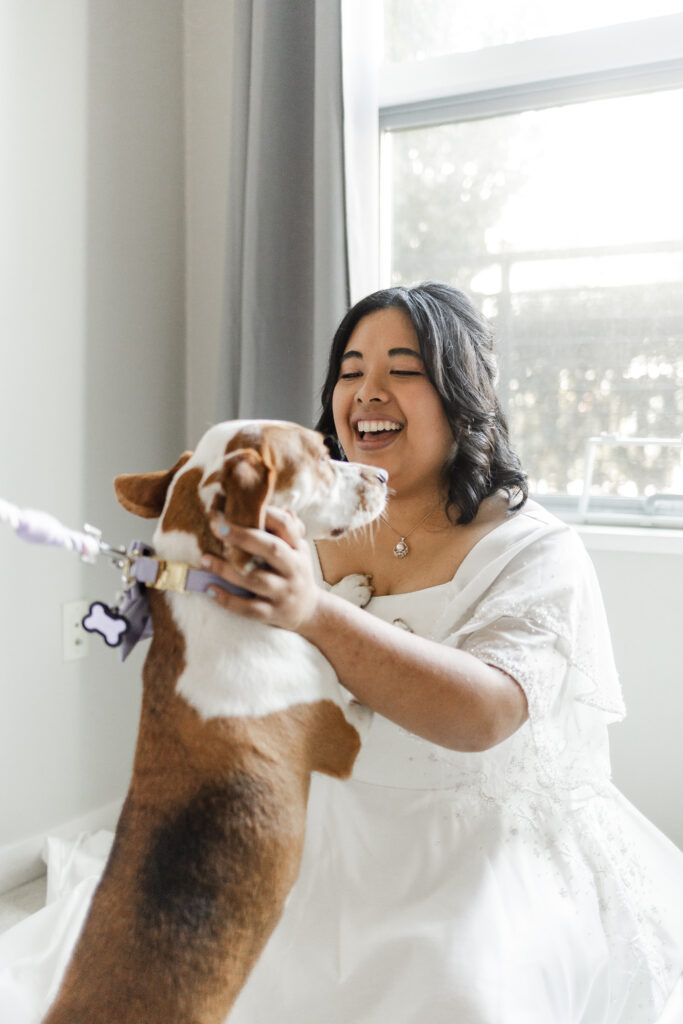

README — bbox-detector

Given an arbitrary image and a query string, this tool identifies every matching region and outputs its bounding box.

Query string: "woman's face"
[332,307,455,500]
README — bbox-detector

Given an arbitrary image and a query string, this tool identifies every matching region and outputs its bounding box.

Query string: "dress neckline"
[312,500,553,600]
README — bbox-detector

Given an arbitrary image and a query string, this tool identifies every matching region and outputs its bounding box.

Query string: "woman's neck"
[315,489,512,597]
[381,489,452,536]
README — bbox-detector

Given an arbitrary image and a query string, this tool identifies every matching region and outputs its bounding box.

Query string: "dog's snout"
[357,465,389,488]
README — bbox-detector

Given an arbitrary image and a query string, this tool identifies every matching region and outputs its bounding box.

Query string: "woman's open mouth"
[354,420,404,447]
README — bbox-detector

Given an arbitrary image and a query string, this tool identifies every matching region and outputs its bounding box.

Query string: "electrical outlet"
[62,599,90,661]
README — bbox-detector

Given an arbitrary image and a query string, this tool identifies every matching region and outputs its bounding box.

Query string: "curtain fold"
[217,0,349,428]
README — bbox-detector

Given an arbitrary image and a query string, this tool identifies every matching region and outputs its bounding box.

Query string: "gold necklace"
[380,508,437,559]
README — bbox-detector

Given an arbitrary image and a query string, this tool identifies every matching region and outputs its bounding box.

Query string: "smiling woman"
[332,308,455,504]
[202,281,683,1023]
[318,282,528,525]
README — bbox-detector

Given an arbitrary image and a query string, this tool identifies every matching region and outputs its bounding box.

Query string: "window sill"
[532,498,683,554]
[576,523,683,555]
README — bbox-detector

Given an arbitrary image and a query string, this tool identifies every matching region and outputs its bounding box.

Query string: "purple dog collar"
[82,546,255,661]
[129,555,254,600]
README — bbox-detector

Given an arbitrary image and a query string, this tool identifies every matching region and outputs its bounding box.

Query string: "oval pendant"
[393,538,409,559]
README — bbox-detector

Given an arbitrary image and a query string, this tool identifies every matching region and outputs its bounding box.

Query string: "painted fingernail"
[217,523,230,537]
[207,588,217,599]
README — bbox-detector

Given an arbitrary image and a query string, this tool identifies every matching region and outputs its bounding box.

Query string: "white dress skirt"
[1,501,682,1023]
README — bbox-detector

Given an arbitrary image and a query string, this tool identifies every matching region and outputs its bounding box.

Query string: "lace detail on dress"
[462,625,619,796]
[576,796,675,1017]
[434,525,627,798]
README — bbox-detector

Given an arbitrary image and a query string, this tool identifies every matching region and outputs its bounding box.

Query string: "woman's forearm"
[299,589,528,753]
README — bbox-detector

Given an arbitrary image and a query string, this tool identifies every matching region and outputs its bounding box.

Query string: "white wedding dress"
[1,500,682,1022]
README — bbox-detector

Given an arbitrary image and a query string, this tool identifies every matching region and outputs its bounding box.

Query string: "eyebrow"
[340,347,424,362]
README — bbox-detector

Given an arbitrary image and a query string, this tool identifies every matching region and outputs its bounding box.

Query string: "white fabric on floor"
[0,832,112,1022]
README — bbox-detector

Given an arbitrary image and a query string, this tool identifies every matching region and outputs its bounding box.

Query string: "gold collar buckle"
[152,560,189,594]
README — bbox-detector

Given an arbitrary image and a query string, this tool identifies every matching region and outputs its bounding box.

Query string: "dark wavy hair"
[315,282,527,525]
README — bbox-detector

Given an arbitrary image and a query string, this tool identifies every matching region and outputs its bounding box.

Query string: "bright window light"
[384,88,683,508]
[384,0,683,61]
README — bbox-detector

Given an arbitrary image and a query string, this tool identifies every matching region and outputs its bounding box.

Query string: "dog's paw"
[330,573,374,608]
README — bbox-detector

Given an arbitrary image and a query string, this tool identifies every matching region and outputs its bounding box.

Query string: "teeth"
[357,420,402,434]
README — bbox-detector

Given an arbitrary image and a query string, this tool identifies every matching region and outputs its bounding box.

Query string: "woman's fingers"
[263,506,308,543]
[200,544,290,622]
[201,549,256,588]
[201,582,275,623]
[201,507,318,632]
[208,508,305,577]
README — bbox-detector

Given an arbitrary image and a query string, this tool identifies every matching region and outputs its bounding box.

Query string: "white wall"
[0,0,185,889]
[586,538,683,848]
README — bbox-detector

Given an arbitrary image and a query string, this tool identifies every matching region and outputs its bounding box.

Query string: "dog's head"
[114,420,387,570]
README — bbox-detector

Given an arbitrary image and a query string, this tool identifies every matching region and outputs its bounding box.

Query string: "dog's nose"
[376,469,389,484]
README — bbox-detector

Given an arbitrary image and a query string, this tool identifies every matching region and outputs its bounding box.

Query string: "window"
[379,3,683,526]
[383,0,683,60]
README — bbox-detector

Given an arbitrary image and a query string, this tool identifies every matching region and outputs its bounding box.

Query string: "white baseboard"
[0,800,123,895]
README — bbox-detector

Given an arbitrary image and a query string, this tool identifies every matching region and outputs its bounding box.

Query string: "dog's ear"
[114,452,193,518]
[217,448,274,530]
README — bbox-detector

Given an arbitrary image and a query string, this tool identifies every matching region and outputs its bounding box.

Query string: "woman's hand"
[200,507,321,633]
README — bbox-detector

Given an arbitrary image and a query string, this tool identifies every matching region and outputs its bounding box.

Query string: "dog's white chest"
[168,594,351,721]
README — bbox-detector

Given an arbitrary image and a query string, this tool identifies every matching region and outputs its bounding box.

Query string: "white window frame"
[375,12,683,551]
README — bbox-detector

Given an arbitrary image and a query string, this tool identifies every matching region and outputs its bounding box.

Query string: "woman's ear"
[114,452,193,518]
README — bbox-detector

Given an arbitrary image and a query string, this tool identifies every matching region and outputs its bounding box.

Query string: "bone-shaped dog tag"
[82,601,129,647]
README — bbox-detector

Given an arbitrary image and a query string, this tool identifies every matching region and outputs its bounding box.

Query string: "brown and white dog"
[43,420,386,1024]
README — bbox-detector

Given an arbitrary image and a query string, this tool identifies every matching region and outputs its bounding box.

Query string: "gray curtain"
[217,0,349,428]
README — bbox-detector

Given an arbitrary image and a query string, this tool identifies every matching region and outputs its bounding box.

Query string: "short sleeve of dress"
[441,518,626,791]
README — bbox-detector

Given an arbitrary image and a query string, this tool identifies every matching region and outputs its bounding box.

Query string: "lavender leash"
[0,499,103,560]
[2,498,253,661]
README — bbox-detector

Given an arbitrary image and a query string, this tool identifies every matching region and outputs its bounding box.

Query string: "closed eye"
[338,370,423,380]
